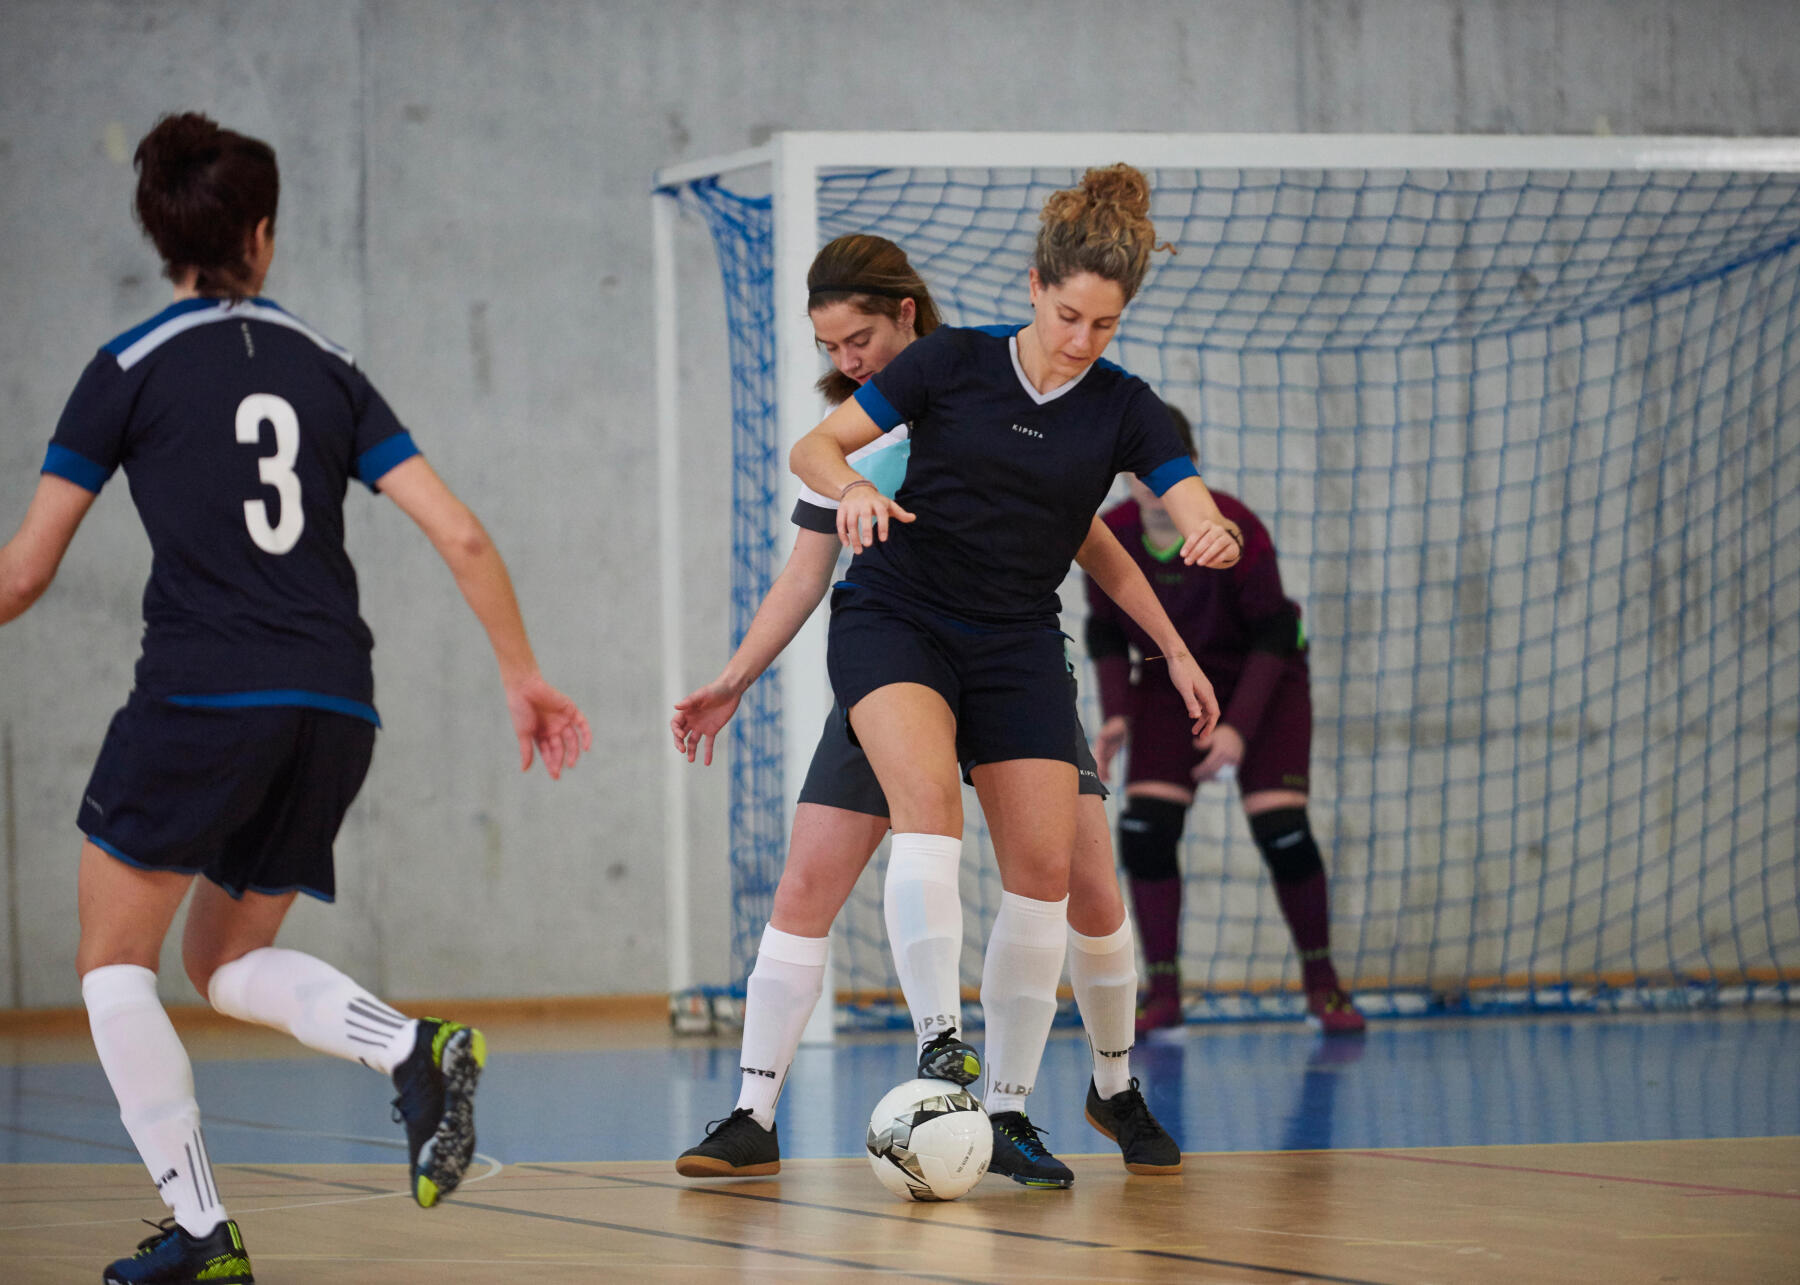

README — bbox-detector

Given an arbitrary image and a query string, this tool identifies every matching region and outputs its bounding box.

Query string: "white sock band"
[979,891,1069,1117]
[207,947,418,1076]
[735,925,829,1129]
[1069,918,1137,1099]
[83,965,227,1237]
[884,833,966,1050]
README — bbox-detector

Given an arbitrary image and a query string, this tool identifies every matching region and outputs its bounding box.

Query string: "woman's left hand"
[1165,651,1219,743]
[1179,519,1243,569]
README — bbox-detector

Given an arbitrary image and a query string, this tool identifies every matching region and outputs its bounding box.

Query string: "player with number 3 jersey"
[0,112,591,1285]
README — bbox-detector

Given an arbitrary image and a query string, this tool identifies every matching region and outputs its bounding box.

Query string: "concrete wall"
[2,0,1796,1007]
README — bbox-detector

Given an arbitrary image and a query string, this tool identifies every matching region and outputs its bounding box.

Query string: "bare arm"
[671,528,840,765]
[0,475,98,626]
[1160,475,1244,569]
[1074,517,1218,741]
[378,455,591,779]
[789,399,914,553]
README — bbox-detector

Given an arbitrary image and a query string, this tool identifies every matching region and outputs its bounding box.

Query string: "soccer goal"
[654,132,1800,1033]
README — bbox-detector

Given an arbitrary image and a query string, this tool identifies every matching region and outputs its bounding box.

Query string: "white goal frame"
[651,130,1800,1026]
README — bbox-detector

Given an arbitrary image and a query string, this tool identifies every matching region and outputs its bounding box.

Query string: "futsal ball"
[865,1078,991,1202]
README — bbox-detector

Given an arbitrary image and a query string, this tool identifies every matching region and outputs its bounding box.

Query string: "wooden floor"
[5,1138,1796,1282]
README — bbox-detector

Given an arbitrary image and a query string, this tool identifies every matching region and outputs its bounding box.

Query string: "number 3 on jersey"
[236,393,304,554]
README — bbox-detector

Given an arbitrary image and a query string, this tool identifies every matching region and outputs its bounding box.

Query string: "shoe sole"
[674,1154,781,1178]
[1305,1015,1368,1035]
[919,1052,982,1086]
[414,1027,486,1208]
[1084,1107,1184,1175]
[991,1167,1074,1189]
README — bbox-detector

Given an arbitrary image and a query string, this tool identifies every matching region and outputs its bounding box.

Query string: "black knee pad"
[1118,796,1187,882]
[1249,808,1324,885]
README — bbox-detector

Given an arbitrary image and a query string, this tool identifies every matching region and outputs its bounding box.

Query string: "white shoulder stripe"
[114,300,356,370]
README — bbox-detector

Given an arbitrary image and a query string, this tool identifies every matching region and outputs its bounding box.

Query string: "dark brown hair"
[1034,163,1159,303]
[1161,400,1198,459]
[807,234,941,405]
[133,113,279,300]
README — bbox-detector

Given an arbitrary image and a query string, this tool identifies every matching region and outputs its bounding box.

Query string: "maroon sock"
[1129,875,1183,1001]
[1273,870,1340,991]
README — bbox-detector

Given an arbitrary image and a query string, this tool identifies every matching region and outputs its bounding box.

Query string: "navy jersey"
[851,324,1195,628]
[43,297,419,713]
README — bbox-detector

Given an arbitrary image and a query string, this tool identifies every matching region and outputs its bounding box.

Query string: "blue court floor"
[2,1008,1794,1168]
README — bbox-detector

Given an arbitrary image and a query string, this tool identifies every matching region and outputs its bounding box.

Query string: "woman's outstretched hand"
[670,677,745,766]
[506,672,593,780]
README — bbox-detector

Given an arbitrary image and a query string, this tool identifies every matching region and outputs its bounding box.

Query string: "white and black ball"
[865,1078,992,1202]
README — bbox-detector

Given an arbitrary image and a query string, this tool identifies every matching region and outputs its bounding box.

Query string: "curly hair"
[1033,163,1160,303]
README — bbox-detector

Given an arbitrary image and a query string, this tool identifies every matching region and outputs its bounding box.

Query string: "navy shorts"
[1126,660,1312,796]
[78,692,377,902]
[798,696,1108,819]
[825,584,1080,771]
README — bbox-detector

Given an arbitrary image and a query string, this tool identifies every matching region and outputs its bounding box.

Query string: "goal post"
[654,132,1800,1032]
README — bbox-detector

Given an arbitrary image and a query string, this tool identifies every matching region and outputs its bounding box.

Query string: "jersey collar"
[1008,333,1093,406]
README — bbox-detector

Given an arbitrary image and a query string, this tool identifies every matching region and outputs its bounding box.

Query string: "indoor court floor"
[0,1004,1794,1282]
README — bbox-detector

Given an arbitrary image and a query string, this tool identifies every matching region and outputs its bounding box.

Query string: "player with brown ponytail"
[0,112,589,1282]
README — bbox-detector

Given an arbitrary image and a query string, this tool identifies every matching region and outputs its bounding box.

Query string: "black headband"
[807,282,915,301]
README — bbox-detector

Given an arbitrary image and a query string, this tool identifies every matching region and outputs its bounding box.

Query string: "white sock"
[979,891,1069,1117]
[208,947,418,1075]
[734,925,828,1130]
[884,833,966,1052]
[83,965,227,1237]
[1069,919,1137,1100]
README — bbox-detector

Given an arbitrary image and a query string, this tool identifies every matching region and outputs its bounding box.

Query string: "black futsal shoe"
[917,1028,982,1086]
[391,1017,487,1208]
[987,1111,1074,1188]
[103,1218,253,1284]
[675,1107,781,1177]
[1084,1077,1183,1174]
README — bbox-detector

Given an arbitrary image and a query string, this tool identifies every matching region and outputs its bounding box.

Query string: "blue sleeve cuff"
[355,431,420,490]
[1141,455,1199,497]
[853,382,904,431]
[42,443,111,493]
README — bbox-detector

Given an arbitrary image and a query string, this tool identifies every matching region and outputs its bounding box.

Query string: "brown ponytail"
[133,112,279,301]
[807,234,941,405]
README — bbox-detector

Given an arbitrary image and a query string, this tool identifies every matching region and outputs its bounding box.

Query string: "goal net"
[656,134,1800,1028]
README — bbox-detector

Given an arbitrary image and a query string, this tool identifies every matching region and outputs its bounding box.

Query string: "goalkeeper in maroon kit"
[1085,404,1364,1035]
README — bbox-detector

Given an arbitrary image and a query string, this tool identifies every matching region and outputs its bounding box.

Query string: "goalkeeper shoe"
[1306,987,1367,1035]
[988,1111,1074,1189]
[675,1108,781,1177]
[391,1017,487,1207]
[103,1218,253,1284]
[1084,1078,1182,1174]
[917,1029,982,1086]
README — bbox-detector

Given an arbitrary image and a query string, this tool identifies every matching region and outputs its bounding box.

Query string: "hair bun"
[134,112,223,187]
[1078,163,1151,220]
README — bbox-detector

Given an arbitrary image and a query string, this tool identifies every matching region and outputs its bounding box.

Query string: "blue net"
[681,164,1800,1025]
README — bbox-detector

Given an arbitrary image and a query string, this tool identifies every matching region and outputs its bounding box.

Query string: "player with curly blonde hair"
[791,165,1242,1186]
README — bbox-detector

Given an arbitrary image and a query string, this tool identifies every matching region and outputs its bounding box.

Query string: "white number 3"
[235,394,305,555]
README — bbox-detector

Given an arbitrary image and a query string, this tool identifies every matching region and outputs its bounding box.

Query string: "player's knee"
[182,947,222,1000]
[1248,807,1324,885]
[1117,796,1186,882]
[182,940,243,1001]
